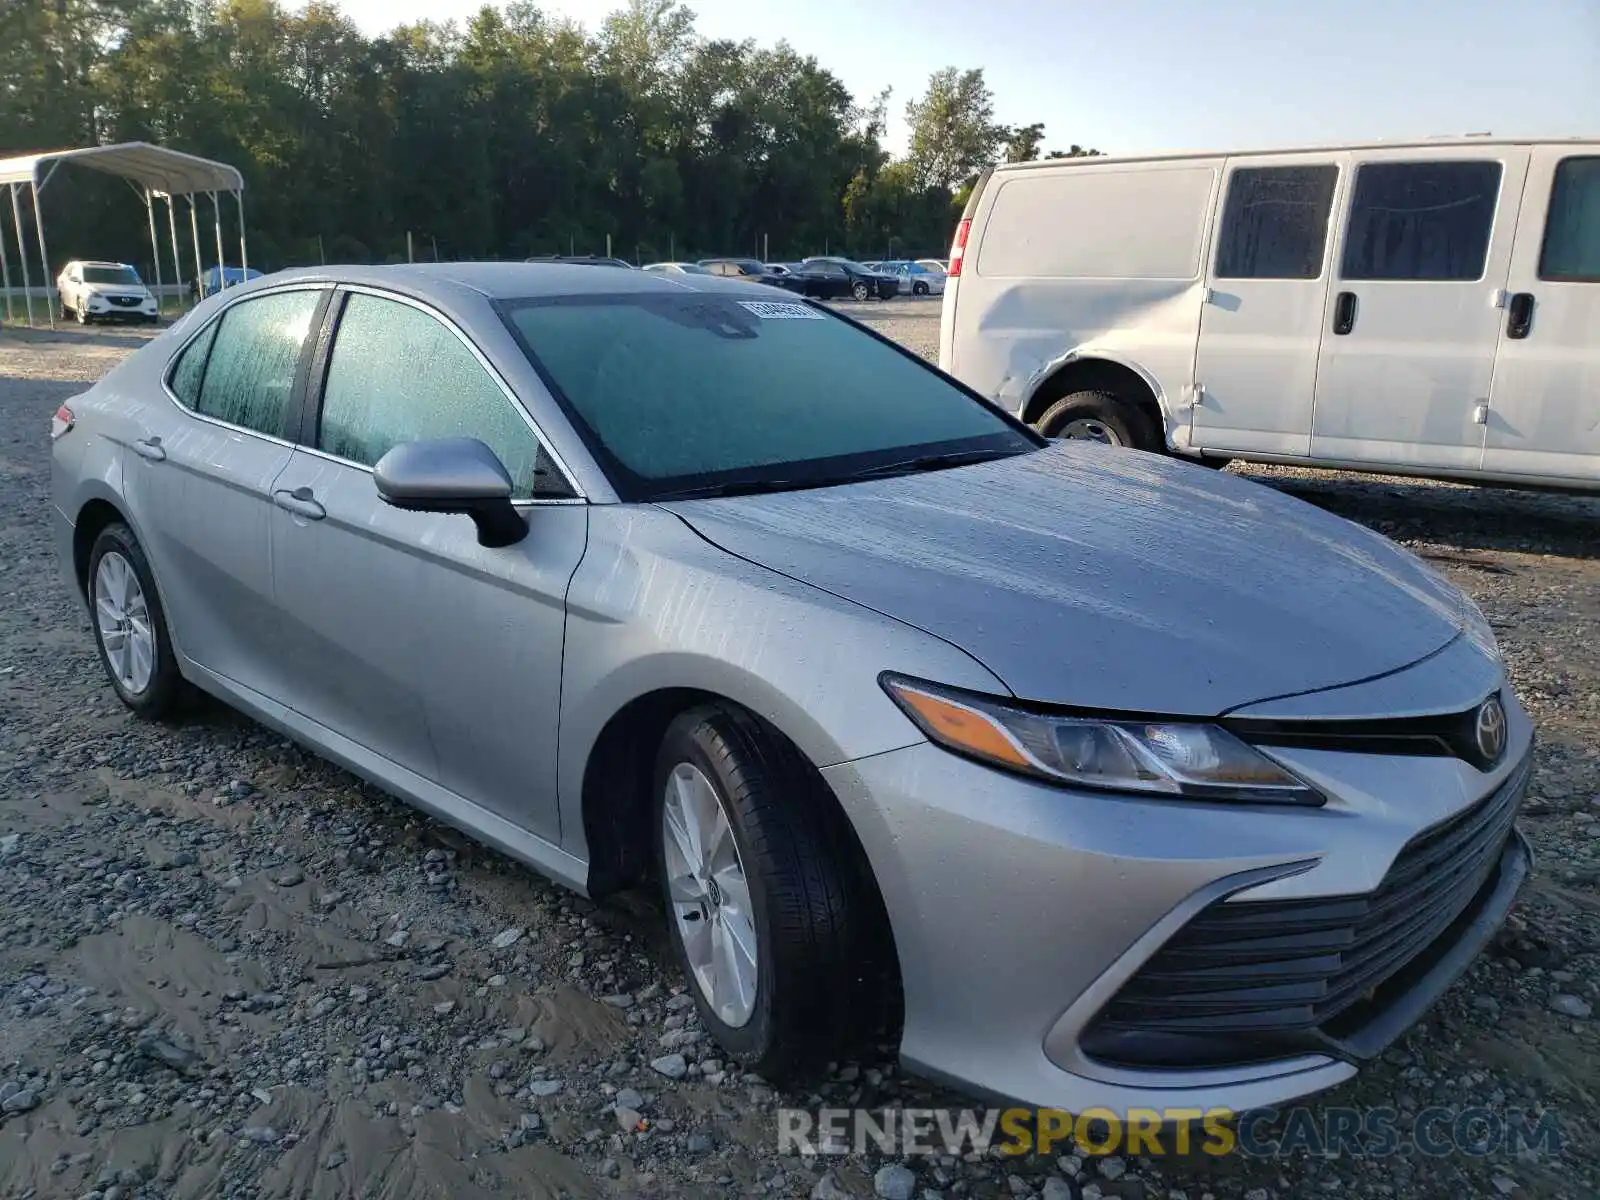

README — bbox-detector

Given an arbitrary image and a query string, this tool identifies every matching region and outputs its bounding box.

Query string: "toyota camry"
[51,263,1531,1113]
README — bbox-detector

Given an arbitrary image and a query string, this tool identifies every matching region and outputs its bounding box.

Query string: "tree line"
[0,0,1100,273]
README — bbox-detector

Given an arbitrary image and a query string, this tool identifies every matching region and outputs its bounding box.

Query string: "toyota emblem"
[1474,694,1507,764]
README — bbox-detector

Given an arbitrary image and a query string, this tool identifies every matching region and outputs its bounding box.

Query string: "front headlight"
[881,674,1323,805]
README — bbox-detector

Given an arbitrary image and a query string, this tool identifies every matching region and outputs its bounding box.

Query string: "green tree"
[904,67,1006,191]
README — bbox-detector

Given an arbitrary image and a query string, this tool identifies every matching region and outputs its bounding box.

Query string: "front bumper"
[820,692,1533,1113]
[84,296,158,320]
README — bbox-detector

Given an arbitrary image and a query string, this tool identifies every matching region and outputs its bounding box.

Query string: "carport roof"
[0,141,242,195]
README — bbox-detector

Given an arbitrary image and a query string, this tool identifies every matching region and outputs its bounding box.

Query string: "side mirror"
[373,437,527,548]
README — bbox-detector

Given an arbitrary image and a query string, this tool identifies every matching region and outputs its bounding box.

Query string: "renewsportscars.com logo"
[777,1106,1564,1159]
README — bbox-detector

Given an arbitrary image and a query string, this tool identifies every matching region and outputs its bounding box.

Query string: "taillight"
[50,404,75,441]
[947,218,971,278]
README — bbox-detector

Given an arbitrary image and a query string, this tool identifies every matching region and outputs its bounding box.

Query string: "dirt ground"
[1,314,1597,1200]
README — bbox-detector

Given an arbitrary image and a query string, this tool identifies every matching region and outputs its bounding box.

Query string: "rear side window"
[1539,156,1600,282]
[1340,161,1502,281]
[977,166,1217,279]
[317,293,551,499]
[194,290,322,436]
[1214,165,1339,279]
[167,320,219,407]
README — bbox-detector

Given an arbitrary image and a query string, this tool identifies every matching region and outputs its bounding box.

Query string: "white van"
[940,138,1600,490]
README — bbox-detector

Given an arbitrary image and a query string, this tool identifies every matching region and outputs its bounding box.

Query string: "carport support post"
[9,183,36,328]
[188,196,204,301]
[31,181,55,329]
[0,198,13,324]
[210,191,225,285]
[164,195,185,310]
[235,191,247,275]
[143,188,164,315]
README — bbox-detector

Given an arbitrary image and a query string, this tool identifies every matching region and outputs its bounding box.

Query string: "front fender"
[555,504,1008,860]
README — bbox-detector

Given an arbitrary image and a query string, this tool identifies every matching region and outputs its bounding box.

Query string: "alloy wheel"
[93,550,155,694]
[661,761,759,1027]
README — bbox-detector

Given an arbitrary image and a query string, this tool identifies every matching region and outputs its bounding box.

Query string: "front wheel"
[654,704,889,1082]
[87,522,184,718]
[851,281,870,301]
[1036,389,1158,450]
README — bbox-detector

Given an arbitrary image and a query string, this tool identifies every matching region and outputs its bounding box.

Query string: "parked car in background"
[52,260,1532,1116]
[57,260,159,324]
[801,256,900,300]
[766,261,852,299]
[643,262,712,276]
[916,258,949,273]
[880,259,947,296]
[193,265,265,300]
[698,258,792,289]
[942,136,1600,491]
[525,255,634,269]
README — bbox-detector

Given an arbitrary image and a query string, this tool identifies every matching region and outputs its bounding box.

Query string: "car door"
[1308,147,1529,470]
[1482,149,1600,483]
[1191,156,1344,456]
[269,288,588,842]
[122,285,327,701]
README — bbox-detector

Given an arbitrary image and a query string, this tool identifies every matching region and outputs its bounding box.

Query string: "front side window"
[503,293,1036,500]
[1214,165,1338,280]
[193,289,322,436]
[318,293,554,500]
[1540,156,1600,282]
[1340,160,1502,281]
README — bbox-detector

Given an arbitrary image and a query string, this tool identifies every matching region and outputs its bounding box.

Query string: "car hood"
[661,443,1470,716]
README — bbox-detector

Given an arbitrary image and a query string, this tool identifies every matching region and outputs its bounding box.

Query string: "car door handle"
[133,437,166,462]
[1506,292,1535,340]
[273,486,326,520]
[1332,291,1358,335]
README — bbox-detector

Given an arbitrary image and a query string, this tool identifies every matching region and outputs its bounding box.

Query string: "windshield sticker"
[735,300,825,320]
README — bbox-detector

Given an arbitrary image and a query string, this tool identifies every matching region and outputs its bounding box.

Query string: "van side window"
[1215,166,1338,279]
[1539,157,1600,282]
[1340,161,1502,282]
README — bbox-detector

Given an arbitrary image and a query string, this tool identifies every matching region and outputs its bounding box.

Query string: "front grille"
[108,295,143,308]
[1083,753,1530,1069]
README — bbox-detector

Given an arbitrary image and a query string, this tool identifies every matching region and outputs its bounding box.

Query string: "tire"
[912,281,929,296]
[86,522,184,719]
[75,305,88,325]
[653,704,890,1082]
[1036,389,1158,451]
[851,281,870,301]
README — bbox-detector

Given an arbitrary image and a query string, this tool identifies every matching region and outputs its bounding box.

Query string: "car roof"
[229,261,783,302]
[73,260,134,269]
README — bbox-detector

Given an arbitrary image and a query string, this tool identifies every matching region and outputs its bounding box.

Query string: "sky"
[333,0,1600,157]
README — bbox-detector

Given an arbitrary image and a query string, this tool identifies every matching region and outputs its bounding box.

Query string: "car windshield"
[501,293,1038,500]
[83,266,140,285]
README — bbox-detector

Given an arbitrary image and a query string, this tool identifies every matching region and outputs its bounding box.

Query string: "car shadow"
[0,322,166,349]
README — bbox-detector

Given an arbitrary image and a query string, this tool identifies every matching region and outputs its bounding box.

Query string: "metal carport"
[0,141,247,329]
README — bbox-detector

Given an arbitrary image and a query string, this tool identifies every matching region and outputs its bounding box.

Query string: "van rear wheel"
[1037,390,1156,450]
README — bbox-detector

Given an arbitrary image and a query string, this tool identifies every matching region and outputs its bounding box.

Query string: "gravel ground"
[1,312,1598,1200]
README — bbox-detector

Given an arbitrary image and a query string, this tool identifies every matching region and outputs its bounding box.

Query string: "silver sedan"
[51,263,1532,1113]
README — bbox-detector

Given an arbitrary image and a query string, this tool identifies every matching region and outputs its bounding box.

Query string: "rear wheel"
[87,523,183,718]
[912,281,929,296]
[1036,389,1157,450]
[654,704,890,1082]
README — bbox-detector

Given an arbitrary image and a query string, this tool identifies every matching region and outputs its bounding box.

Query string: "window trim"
[1337,158,1505,284]
[1212,162,1340,282]
[159,282,333,449]
[297,283,587,507]
[1537,155,1600,284]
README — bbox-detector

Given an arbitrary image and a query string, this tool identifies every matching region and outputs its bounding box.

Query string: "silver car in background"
[51,263,1532,1113]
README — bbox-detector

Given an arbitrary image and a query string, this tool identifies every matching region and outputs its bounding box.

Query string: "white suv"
[56,260,159,325]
